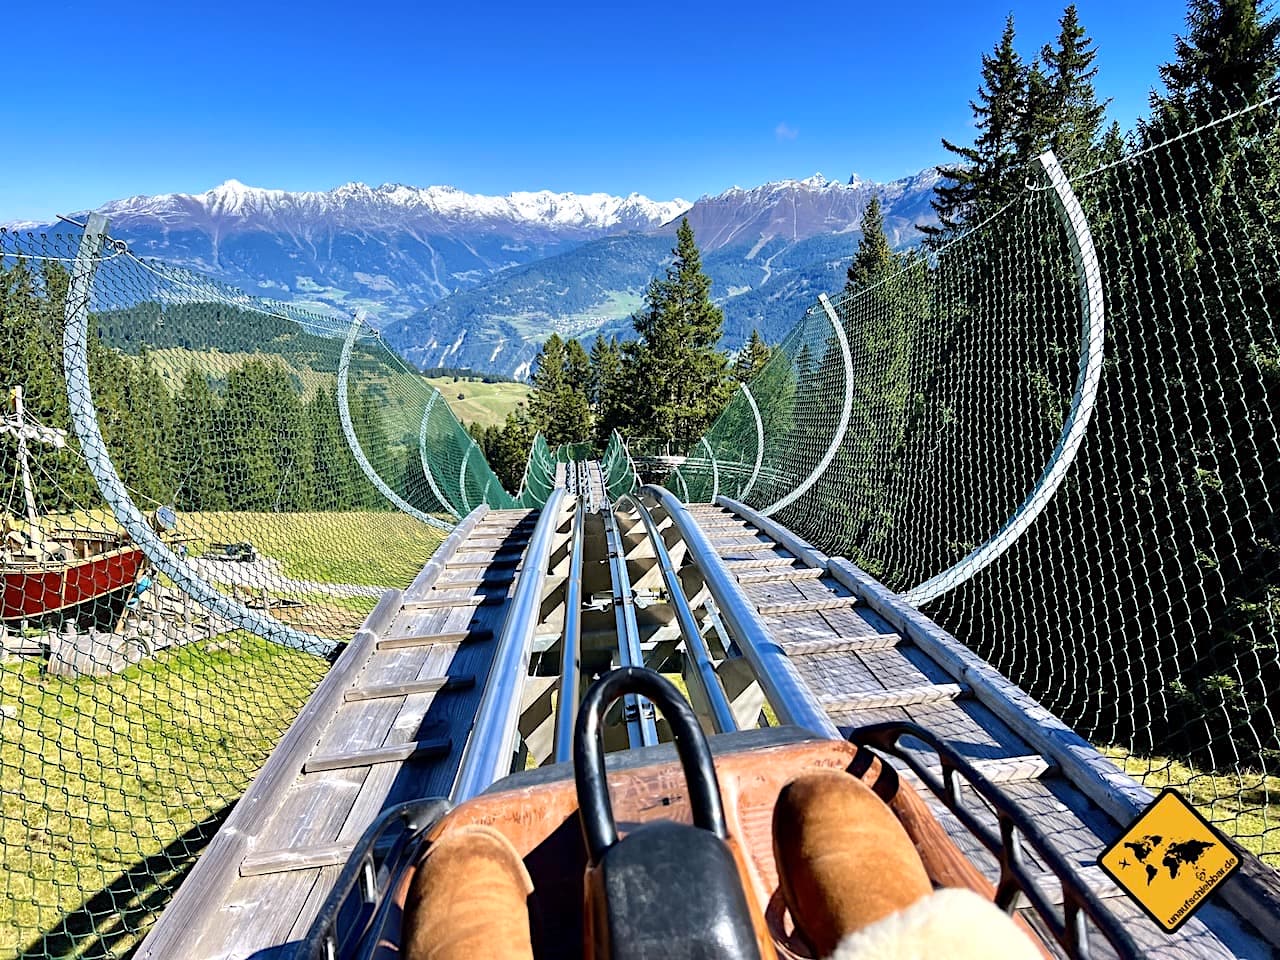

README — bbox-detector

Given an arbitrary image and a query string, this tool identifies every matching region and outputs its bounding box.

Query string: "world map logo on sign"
[1098,789,1241,933]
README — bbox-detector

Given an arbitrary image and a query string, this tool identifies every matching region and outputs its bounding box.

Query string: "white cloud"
[775,122,799,141]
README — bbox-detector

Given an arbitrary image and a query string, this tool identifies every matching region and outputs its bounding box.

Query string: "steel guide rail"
[641,484,839,739]
[452,487,568,800]
[598,465,659,747]
[617,493,738,734]
[553,491,588,763]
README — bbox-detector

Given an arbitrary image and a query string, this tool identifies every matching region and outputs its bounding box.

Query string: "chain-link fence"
[675,95,1280,865]
[0,221,536,956]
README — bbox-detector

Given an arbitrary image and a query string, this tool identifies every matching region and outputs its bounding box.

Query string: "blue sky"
[4,1,1191,222]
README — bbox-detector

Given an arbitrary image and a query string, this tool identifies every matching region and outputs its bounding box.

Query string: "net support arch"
[699,436,720,502]
[902,149,1107,607]
[338,311,454,531]
[418,391,463,520]
[760,291,855,517]
[61,214,331,654]
[737,382,765,500]
[458,443,474,514]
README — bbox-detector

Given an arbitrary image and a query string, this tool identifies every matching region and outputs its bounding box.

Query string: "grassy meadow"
[0,636,326,958]
[172,510,446,587]
[426,376,530,430]
[1103,747,1280,866]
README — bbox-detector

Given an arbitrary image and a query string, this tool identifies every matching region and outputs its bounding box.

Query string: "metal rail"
[641,484,839,738]
[452,487,568,800]
[598,465,659,747]
[618,494,738,733]
[553,492,588,763]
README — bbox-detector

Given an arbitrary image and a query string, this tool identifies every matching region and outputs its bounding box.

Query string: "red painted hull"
[1,546,146,623]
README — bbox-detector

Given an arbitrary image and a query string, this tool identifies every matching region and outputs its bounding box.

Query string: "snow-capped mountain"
[88,179,689,234]
[8,180,690,319]
[388,169,941,375]
[678,169,941,252]
[8,168,940,376]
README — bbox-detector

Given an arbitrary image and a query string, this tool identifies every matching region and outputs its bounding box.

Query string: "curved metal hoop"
[61,215,330,654]
[903,150,1107,607]
[418,391,462,519]
[338,313,453,532]
[760,292,855,517]
[737,383,765,500]
[699,436,720,503]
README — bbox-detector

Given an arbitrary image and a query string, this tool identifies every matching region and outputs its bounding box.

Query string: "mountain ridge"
[5,168,941,376]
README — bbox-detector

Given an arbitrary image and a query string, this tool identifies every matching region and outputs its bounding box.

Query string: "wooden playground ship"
[134,468,1280,960]
[1,386,144,630]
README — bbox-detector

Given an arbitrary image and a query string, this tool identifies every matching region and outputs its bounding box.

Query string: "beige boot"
[772,771,933,956]
[402,824,536,960]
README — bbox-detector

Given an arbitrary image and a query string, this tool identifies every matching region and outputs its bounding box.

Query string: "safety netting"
[674,95,1280,864]
[599,431,639,502]
[0,222,539,957]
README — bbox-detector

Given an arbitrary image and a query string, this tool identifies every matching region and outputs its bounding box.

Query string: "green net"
[599,431,639,502]
[0,222,537,956]
[553,441,593,463]
[673,95,1280,864]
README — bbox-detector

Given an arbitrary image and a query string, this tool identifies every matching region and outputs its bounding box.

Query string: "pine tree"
[922,15,1028,243]
[846,196,896,294]
[1157,0,1280,122]
[624,218,731,444]
[529,333,567,433]
[529,333,591,444]
[734,330,772,383]
[565,338,590,389]
[1038,5,1107,164]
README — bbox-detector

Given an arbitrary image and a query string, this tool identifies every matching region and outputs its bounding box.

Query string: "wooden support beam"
[784,633,902,655]
[819,682,969,711]
[303,736,452,773]
[756,597,857,616]
[239,842,354,877]
[376,628,493,650]
[343,674,475,702]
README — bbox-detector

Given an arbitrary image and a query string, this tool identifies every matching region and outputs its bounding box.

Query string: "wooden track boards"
[138,509,538,960]
[687,502,1266,959]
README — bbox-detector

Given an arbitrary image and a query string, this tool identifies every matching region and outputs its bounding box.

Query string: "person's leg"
[772,770,932,956]
[402,824,536,960]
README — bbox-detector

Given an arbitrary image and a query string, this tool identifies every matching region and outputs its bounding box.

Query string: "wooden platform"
[688,500,1279,959]
[136,507,539,960]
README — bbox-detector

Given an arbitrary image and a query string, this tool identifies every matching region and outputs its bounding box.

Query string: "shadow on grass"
[17,803,234,960]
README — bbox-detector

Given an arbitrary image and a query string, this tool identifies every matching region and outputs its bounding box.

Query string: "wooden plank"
[819,682,968,711]
[718,542,785,554]
[757,597,858,616]
[736,567,826,584]
[447,556,521,569]
[303,735,453,773]
[434,573,513,589]
[239,842,355,878]
[917,753,1058,784]
[785,633,902,655]
[131,583,408,960]
[376,627,493,650]
[402,507,491,601]
[343,675,475,702]
[716,495,830,569]
[402,593,505,610]
[723,556,800,570]
[1030,865,1126,906]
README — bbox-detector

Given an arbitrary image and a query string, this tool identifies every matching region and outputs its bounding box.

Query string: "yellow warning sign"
[1098,788,1240,932]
